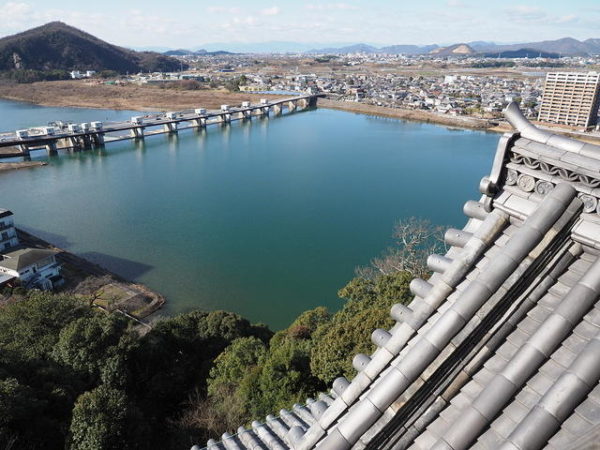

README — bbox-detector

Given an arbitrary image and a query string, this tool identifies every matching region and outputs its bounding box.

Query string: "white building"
[0,247,62,290]
[0,209,19,251]
[0,209,63,290]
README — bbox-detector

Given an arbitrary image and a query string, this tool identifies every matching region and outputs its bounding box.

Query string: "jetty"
[0,94,322,158]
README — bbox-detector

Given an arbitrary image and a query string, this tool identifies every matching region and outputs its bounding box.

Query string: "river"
[0,99,497,328]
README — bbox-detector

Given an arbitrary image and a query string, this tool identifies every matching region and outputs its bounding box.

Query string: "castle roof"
[197,104,600,450]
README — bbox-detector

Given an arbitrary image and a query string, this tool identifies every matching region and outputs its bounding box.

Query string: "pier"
[0,94,322,158]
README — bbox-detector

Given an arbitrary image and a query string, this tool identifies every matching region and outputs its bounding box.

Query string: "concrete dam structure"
[193,103,600,450]
[0,94,321,158]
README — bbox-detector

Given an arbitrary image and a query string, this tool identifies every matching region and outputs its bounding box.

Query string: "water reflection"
[0,102,498,328]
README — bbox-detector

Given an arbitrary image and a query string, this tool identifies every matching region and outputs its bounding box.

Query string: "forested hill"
[0,22,183,73]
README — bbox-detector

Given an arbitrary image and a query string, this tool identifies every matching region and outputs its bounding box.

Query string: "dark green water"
[0,99,497,329]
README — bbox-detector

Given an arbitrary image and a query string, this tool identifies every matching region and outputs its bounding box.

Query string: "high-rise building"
[538,71,600,129]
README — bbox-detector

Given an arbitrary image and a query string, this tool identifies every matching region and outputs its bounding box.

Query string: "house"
[0,246,62,290]
[0,209,63,290]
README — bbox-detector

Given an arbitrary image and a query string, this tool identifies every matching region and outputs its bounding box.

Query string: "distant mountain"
[583,38,600,54]
[164,49,194,56]
[466,41,498,51]
[377,44,439,55]
[430,43,476,57]
[301,37,599,56]
[194,41,361,54]
[307,43,379,54]
[163,49,235,56]
[163,37,599,56]
[474,37,600,56]
[307,43,439,55]
[0,22,184,73]
[482,48,560,59]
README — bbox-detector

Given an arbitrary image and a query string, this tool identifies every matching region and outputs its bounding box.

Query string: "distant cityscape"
[83,51,600,132]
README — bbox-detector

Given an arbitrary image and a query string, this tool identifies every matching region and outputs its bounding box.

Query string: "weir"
[0,94,323,158]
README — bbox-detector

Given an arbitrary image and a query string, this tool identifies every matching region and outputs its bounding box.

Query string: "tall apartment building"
[538,71,600,129]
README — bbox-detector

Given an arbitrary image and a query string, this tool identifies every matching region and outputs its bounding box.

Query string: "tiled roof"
[0,209,13,220]
[195,103,600,450]
[0,246,57,271]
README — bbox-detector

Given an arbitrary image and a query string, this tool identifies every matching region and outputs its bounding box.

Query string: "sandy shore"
[320,99,512,133]
[0,161,47,171]
[0,80,284,111]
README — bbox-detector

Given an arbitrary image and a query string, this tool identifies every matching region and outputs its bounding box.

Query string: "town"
[89,52,600,130]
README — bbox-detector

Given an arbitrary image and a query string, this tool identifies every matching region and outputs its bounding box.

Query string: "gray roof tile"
[198,105,600,450]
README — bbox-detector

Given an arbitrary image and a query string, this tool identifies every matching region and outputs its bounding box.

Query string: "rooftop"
[196,103,600,450]
[0,209,13,220]
[0,246,58,272]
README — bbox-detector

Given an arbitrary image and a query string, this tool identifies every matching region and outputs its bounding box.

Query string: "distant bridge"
[0,94,323,158]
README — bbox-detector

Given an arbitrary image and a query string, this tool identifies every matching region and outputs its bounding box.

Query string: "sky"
[0,0,599,50]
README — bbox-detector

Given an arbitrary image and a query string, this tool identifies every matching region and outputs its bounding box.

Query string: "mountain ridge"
[280,37,600,56]
[0,22,184,73]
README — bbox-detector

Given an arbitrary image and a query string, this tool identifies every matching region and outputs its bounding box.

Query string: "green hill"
[0,21,184,73]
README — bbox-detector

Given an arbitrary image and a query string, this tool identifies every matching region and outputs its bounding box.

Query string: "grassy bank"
[0,80,283,111]
[319,98,512,133]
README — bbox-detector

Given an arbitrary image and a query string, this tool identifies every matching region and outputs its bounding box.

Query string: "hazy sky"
[1,0,598,48]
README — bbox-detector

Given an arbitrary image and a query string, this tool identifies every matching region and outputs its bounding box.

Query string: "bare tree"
[357,217,447,279]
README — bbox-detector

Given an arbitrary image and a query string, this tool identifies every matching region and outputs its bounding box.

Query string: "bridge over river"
[0,94,323,158]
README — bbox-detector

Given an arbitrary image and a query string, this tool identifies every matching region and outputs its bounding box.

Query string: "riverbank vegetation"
[0,220,439,449]
[0,80,282,112]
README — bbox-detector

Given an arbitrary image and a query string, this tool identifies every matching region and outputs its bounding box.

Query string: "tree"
[192,337,269,433]
[310,271,413,383]
[358,217,446,280]
[69,384,130,450]
[51,313,133,386]
[0,378,43,449]
[0,292,92,361]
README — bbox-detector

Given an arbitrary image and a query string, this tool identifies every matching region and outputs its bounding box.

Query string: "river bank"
[0,80,284,112]
[319,98,512,133]
[3,81,599,144]
[0,161,46,171]
[15,228,165,322]
[320,99,600,144]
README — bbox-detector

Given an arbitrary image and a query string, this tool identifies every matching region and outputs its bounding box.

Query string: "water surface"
[0,99,497,328]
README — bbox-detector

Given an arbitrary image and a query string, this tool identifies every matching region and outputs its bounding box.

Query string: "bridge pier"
[45,141,57,156]
[91,133,105,146]
[80,124,93,149]
[130,127,144,139]
[130,117,145,139]
[193,109,207,128]
[288,100,297,111]
[220,113,231,123]
[90,122,104,146]
[259,99,269,116]
[16,129,30,154]
[273,104,282,115]
[241,102,252,119]
[164,122,178,133]
[164,113,178,133]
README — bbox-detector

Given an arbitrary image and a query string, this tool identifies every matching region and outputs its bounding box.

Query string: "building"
[538,71,600,129]
[0,247,62,290]
[0,209,63,290]
[196,104,600,450]
[0,209,19,251]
